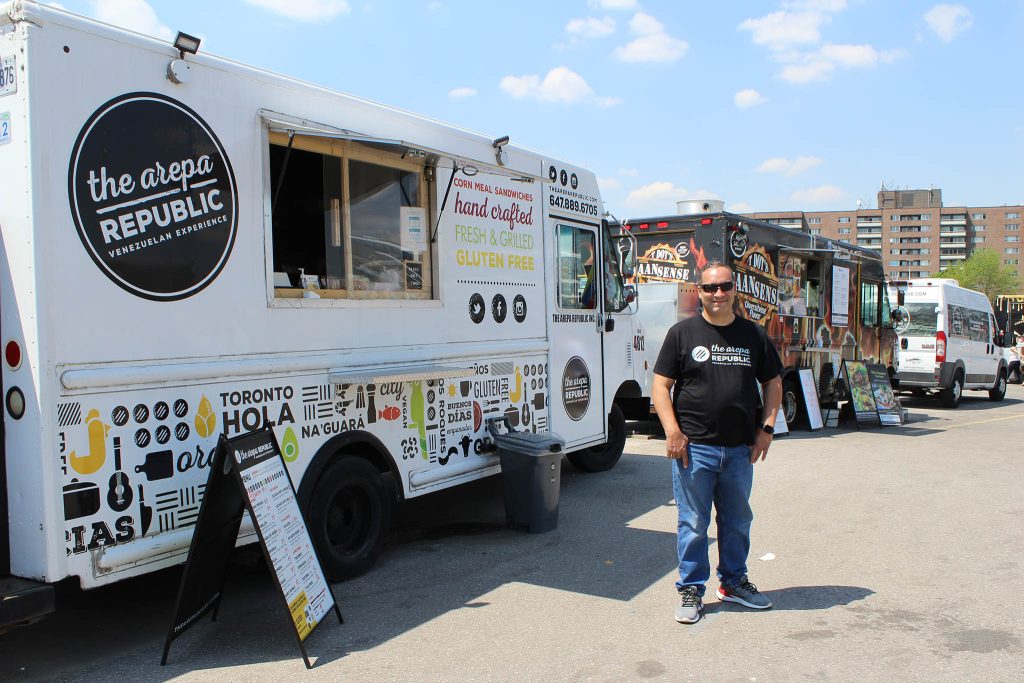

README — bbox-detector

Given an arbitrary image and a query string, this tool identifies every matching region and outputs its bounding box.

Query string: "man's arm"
[752,375,782,463]
[652,373,688,467]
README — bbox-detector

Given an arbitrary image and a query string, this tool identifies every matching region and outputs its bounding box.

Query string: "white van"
[893,279,1007,406]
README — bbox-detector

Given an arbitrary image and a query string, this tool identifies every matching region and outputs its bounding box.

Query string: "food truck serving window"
[268,131,432,300]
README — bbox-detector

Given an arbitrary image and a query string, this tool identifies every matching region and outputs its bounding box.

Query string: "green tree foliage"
[936,249,1020,303]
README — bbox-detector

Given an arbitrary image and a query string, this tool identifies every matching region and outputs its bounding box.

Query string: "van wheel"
[568,404,626,473]
[988,370,1007,401]
[940,371,963,408]
[782,376,803,427]
[307,457,390,581]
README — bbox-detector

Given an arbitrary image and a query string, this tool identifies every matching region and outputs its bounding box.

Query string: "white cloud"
[820,43,904,68]
[730,201,755,213]
[597,177,622,191]
[780,58,835,83]
[738,11,828,51]
[566,16,616,39]
[924,4,973,42]
[243,0,351,22]
[791,184,845,204]
[500,66,618,106]
[625,182,719,214]
[596,95,623,108]
[757,156,823,176]
[588,0,637,10]
[734,89,768,109]
[448,87,477,99]
[614,12,688,63]
[92,0,172,39]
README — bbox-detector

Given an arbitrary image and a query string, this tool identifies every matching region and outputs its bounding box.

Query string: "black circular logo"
[155,425,171,445]
[68,92,238,301]
[512,294,527,322]
[133,403,149,424]
[561,356,591,421]
[570,173,578,190]
[175,422,191,441]
[469,293,485,324]
[675,241,691,258]
[173,399,189,418]
[548,165,557,182]
[492,294,507,323]
[153,401,169,421]
[111,405,129,426]
[134,429,151,448]
[559,169,568,187]
[729,231,748,258]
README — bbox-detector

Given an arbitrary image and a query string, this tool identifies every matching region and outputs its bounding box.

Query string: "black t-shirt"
[653,315,782,447]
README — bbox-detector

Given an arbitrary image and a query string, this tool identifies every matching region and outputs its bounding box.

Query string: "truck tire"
[988,369,1007,401]
[567,404,626,473]
[781,376,803,427]
[940,370,963,408]
[307,457,390,581]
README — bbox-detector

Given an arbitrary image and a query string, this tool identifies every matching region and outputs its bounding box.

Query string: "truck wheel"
[567,404,626,473]
[781,376,803,427]
[307,457,390,581]
[940,371,963,408]
[988,370,1007,401]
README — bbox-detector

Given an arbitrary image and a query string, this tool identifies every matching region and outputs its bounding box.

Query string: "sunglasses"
[699,281,735,293]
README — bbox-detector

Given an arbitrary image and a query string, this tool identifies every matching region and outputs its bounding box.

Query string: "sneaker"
[717,577,772,609]
[674,586,704,624]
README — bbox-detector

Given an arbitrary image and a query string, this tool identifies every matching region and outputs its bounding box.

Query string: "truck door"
[546,221,606,448]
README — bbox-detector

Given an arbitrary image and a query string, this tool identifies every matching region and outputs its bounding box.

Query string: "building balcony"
[940,217,967,226]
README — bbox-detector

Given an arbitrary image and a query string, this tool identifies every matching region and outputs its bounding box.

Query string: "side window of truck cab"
[557,225,597,309]
[267,130,433,301]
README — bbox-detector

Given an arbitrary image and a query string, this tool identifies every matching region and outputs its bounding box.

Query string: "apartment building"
[745,188,1024,282]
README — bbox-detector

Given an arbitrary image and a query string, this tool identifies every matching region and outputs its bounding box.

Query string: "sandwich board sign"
[161,428,342,669]
[839,360,879,427]
[798,368,824,431]
[866,363,902,426]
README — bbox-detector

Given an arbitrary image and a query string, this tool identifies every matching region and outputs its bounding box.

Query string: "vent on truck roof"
[676,199,725,215]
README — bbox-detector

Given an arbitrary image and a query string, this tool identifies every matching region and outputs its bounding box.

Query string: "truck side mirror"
[890,308,907,325]
[623,284,637,304]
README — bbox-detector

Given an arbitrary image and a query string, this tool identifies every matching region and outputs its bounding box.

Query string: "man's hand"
[665,430,690,467]
[751,429,772,463]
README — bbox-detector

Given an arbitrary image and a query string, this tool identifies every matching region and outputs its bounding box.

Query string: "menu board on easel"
[798,368,824,431]
[839,360,880,426]
[866,364,902,426]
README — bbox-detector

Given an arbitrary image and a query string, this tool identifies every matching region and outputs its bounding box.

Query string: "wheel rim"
[324,485,373,556]
[953,380,962,401]
[783,390,798,424]
[998,376,1006,394]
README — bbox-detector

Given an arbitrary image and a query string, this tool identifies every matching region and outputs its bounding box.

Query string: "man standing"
[652,261,783,624]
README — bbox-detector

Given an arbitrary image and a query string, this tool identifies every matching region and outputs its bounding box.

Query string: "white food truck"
[0,2,645,626]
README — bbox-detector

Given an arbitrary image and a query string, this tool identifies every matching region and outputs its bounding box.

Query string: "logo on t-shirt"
[691,346,710,362]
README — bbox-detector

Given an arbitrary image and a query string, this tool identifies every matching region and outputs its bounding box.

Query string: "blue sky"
[48,1,1024,217]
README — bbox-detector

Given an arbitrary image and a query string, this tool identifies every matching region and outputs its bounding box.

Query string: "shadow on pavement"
[706,584,874,614]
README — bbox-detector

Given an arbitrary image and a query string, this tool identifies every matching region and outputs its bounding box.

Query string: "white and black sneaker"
[717,576,772,609]
[674,586,704,624]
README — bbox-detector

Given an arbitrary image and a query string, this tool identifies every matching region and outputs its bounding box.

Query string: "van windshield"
[902,302,939,337]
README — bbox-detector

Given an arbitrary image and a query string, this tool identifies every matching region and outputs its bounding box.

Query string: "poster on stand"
[866,364,902,426]
[840,360,879,425]
[798,368,824,431]
[831,265,849,326]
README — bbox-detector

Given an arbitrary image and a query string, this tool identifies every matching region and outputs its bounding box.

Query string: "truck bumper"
[0,577,54,633]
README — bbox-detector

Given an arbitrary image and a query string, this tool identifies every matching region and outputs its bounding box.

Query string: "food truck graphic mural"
[619,211,896,424]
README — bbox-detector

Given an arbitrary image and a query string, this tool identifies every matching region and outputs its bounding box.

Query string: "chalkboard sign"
[162,428,341,669]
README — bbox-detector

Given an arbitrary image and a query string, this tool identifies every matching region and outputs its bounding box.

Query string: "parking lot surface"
[2,387,1023,681]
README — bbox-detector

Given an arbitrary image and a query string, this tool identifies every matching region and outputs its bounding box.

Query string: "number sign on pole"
[162,428,342,669]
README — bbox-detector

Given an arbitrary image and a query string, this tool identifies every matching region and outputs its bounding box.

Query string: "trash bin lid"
[491,430,564,456]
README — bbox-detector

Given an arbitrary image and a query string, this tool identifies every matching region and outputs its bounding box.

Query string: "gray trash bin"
[487,417,565,533]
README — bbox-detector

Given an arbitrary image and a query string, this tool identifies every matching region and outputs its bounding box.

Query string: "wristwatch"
[759,424,775,435]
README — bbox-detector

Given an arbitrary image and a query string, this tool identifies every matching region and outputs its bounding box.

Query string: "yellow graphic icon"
[69,409,109,475]
[509,366,523,403]
[281,427,299,462]
[194,395,217,439]
[448,384,457,397]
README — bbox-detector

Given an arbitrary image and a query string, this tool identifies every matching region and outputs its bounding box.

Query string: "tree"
[935,249,1020,303]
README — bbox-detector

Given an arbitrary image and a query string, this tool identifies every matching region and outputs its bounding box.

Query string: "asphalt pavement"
[2,385,1023,681]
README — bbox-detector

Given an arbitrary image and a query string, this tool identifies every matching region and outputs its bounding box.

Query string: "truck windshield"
[902,302,939,337]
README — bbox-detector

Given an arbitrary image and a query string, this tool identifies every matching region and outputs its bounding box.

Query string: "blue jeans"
[672,443,754,595]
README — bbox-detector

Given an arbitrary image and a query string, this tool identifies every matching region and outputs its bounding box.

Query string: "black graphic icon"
[63,479,101,521]
[135,428,151,448]
[58,402,83,427]
[548,165,557,182]
[427,389,435,403]
[107,437,133,512]
[469,293,486,324]
[492,294,507,323]
[729,230,748,258]
[133,403,150,424]
[174,422,190,441]
[366,383,377,424]
[570,173,578,190]
[68,92,238,302]
[138,485,153,536]
[173,399,189,418]
[512,294,527,323]
[560,169,568,187]
[427,406,436,421]
[460,380,472,397]
[355,386,365,410]
[154,401,170,421]
[155,424,171,444]
[111,405,130,426]
[135,449,174,481]
[522,402,532,427]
